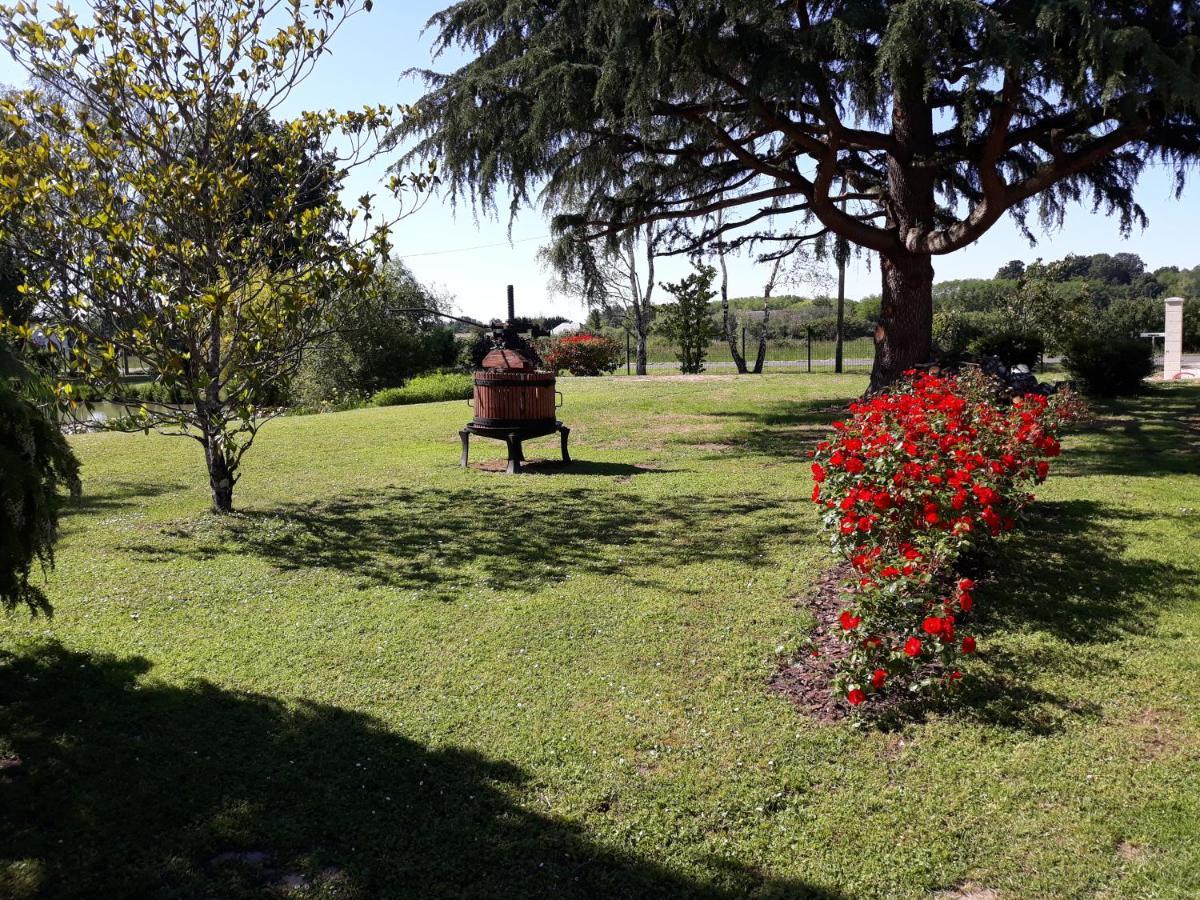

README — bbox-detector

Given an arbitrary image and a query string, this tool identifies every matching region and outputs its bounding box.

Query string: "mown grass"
[2,375,1199,899]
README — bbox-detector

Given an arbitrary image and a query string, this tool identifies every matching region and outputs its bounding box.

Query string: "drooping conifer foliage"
[397,0,1200,387]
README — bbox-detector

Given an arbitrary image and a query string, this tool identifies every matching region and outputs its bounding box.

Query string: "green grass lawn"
[3,375,1199,899]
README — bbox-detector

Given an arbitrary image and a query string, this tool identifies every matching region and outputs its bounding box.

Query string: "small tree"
[658,265,720,374]
[0,0,432,512]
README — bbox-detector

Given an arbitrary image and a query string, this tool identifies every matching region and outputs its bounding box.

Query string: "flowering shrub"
[543,333,622,376]
[809,369,1081,707]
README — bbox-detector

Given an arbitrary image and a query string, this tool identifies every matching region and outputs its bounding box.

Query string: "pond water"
[60,400,174,430]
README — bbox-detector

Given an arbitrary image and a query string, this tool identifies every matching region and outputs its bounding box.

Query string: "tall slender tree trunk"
[752,256,781,374]
[834,245,846,374]
[717,242,747,373]
[870,83,937,391]
[634,324,648,375]
[752,300,770,374]
[629,230,653,375]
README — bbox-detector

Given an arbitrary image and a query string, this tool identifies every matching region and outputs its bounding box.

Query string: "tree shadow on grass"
[1054,386,1200,479]
[948,498,1196,734]
[122,486,810,600]
[703,399,845,459]
[0,641,844,899]
[60,480,191,519]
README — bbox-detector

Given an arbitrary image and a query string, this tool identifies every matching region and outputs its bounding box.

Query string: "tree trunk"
[868,81,937,391]
[834,252,846,374]
[635,327,648,375]
[202,431,236,513]
[752,298,770,374]
[717,246,747,373]
[868,252,934,391]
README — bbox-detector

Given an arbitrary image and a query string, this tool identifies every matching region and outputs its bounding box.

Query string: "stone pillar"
[1164,297,1184,380]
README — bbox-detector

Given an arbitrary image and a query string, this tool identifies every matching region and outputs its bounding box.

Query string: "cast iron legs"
[460,423,571,473]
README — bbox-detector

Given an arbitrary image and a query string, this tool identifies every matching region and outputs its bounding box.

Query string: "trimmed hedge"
[1063,335,1154,396]
[371,372,473,407]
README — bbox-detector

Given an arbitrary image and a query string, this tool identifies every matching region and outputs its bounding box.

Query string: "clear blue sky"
[2,1,1197,322]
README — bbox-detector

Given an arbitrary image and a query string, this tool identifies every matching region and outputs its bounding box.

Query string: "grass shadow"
[0,641,845,898]
[704,399,845,459]
[947,498,1195,733]
[122,485,810,600]
[1055,386,1200,478]
[61,480,191,519]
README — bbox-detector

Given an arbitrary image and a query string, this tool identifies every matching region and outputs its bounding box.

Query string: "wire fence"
[634,330,875,374]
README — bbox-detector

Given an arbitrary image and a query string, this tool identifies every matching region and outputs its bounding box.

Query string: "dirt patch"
[623,374,743,383]
[1128,707,1187,760]
[1116,840,1146,862]
[933,884,1001,900]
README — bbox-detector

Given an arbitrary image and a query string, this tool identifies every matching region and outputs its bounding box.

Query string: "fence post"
[807,327,812,373]
[626,330,631,375]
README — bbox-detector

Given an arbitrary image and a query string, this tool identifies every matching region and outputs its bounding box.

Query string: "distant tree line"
[929,253,1199,355]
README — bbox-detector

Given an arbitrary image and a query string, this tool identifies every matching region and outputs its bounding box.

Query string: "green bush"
[932,310,984,358]
[371,372,473,407]
[1063,335,1154,396]
[969,329,1044,368]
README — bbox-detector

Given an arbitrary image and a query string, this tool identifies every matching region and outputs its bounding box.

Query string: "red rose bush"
[809,369,1081,707]
[542,333,622,376]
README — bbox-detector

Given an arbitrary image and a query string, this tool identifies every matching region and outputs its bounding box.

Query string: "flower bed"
[808,369,1081,708]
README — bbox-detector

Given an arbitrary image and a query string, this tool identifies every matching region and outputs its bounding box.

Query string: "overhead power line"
[396,233,550,259]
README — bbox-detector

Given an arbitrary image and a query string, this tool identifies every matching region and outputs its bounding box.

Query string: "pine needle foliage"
[396,0,1200,385]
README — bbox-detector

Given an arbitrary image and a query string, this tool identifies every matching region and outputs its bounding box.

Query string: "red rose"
[922,616,943,635]
[962,636,976,654]
[839,610,862,631]
[871,668,887,689]
[847,688,866,706]
[811,463,826,483]
[844,456,865,475]
[904,636,922,657]
[1035,461,1049,481]
[958,593,973,612]
[957,578,975,592]
[812,484,822,502]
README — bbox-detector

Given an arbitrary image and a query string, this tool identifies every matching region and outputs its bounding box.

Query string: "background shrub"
[543,333,621,376]
[1063,335,1154,396]
[371,372,473,407]
[969,328,1044,368]
[292,261,458,408]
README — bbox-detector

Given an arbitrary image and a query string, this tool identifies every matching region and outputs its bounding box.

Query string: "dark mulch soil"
[769,561,955,725]
[769,562,857,723]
